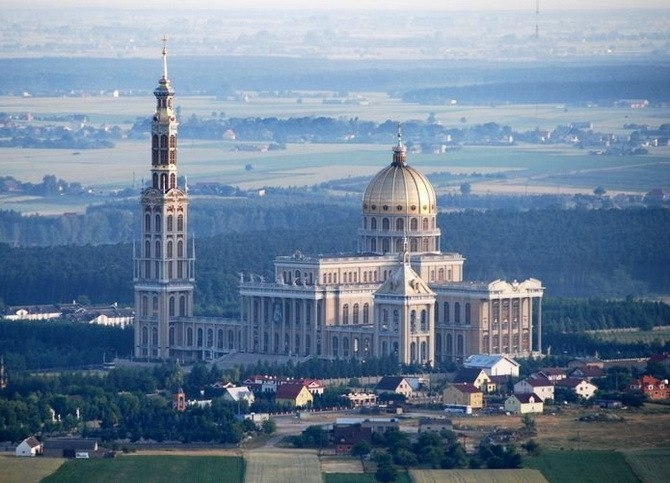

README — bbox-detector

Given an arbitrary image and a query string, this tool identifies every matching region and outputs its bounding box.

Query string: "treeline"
[0,320,133,371]
[1,207,669,310]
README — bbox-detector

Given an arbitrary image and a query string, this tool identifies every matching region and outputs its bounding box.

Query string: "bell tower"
[134,37,194,360]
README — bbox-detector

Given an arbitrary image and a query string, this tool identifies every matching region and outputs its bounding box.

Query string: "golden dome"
[362,133,436,216]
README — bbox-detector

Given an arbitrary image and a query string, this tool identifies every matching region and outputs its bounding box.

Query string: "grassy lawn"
[623,448,670,483]
[0,455,66,483]
[41,455,244,483]
[524,450,640,483]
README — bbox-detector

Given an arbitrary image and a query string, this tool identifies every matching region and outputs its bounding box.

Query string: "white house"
[223,386,255,406]
[515,376,555,402]
[16,436,42,457]
[504,393,544,414]
[556,378,598,400]
[464,354,520,377]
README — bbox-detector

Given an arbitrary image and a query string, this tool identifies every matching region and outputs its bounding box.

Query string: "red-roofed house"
[514,376,554,402]
[629,375,670,400]
[16,436,42,457]
[443,383,483,409]
[275,383,313,408]
[299,379,325,396]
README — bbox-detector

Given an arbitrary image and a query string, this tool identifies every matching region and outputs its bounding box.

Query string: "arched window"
[152,327,158,346]
[145,240,151,258]
[420,341,427,362]
[187,327,193,346]
[381,309,388,330]
[465,303,471,324]
[179,295,186,316]
[229,330,235,349]
[169,296,175,316]
[363,303,369,324]
[197,328,203,347]
[152,172,158,188]
[454,302,461,324]
[444,302,450,323]
[371,218,377,230]
[170,173,176,188]
[142,326,148,345]
[342,304,349,325]
[421,309,428,331]
[332,337,339,357]
[457,334,464,354]
[410,342,416,362]
[422,218,429,230]
[393,309,399,332]
[155,240,161,258]
[218,329,224,349]
[396,218,404,231]
[152,296,158,316]
[160,134,168,148]
[155,214,161,232]
[177,214,184,231]
[410,310,416,333]
[353,303,359,324]
[141,295,148,317]
[371,239,377,252]
[177,240,184,257]
[382,218,390,231]
[343,337,349,357]
[423,239,429,251]
[446,334,453,353]
[145,213,151,232]
[167,215,173,231]
[410,218,418,230]
[207,328,214,347]
[169,135,176,148]
[410,239,418,251]
[382,239,390,253]
[169,326,174,345]
[438,268,444,281]
[167,241,173,258]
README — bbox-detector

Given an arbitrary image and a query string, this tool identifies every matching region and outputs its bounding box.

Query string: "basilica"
[134,44,544,365]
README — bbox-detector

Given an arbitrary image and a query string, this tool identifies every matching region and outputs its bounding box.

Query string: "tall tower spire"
[392,123,407,167]
[134,38,194,361]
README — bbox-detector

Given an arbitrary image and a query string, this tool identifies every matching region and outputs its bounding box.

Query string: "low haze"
[7,0,670,10]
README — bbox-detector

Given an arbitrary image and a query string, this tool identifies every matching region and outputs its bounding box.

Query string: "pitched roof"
[375,262,435,297]
[23,436,42,448]
[453,368,487,384]
[464,354,519,369]
[555,377,591,389]
[511,393,543,403]
[276,383,307,399]
[448,382,481,394]
[376,376,407,391]
[525,376,553,387]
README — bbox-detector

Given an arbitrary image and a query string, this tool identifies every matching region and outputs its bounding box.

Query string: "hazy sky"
[8,0,670,10]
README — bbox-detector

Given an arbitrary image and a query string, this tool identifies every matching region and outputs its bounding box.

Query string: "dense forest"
[0,207,668,311]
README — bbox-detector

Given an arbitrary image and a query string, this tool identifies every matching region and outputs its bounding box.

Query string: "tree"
[352,440,372,459]
[261,418,276,434]
[521,414,537,436]
[593,186,606,196]
[521,439,542,456]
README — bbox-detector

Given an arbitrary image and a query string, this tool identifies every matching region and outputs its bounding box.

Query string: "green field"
[0,455,65,483]
[40,455,244,483]
[623,448,670,483]
[525,451,641,483]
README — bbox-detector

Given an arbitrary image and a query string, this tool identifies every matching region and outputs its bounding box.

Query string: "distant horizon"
[6,0,670,10]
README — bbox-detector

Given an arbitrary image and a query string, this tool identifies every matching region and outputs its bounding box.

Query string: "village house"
[569,366,605,380]
[443,383,483,409]
[375,376,414,399]
[15,436,42,457]
[298,378,325,396]
[222,386,255,406]
[418,417,453,433]
[555,377,598,400]
[452,367,496,393]
[538,367,567,382]
[515,375,555,402]
[504,393,544,414]
[345,392,378,408]
[332,423,372,455]
[275,383,313,408]
[629,375,670,400]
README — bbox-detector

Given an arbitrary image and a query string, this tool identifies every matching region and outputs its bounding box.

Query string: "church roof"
[375,262,434,297]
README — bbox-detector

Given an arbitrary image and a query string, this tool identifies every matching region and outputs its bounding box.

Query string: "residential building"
[222,386,255,406]
[275,383,313,408]
[453,367,495,393]
[443,383,483,409]
[504,393,544,414]
[375,376,414,399]
[16,437,42,457]
[629,375,670,400]
[555,378,598,400]
[515,376,555,402]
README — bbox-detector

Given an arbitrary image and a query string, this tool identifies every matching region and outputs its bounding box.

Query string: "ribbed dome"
[362,145,436,216]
